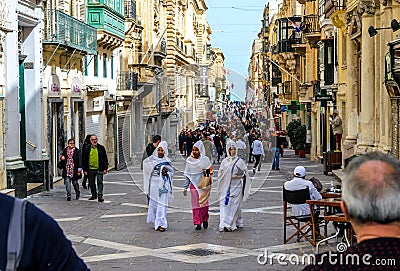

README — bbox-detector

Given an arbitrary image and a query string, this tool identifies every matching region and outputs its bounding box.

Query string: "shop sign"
[70,77,82,96]
[48,75,61,97]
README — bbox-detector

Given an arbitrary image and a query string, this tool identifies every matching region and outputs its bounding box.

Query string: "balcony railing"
[302,15,321,35]
[324,0,346,17]
[43,9,97,55]
[274,36,303,54]
[124,0,137,20]
[117,71,138,91]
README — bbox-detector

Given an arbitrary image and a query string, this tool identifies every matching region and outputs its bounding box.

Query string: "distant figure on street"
[82,134,109,202]
[81,135,91,189]
[236,135,247,161]
[251,135,264,174]
[201,133,214,163]
[178,130,186,155]
[330,109,343,151]
[183,141,212,230]
[59,138,82,201]
[268,132,283,170]
[217,140,248,232]
[146,135,162,157]
[143,141,174,232]
[0,193,89,270]
[303,152,400,270]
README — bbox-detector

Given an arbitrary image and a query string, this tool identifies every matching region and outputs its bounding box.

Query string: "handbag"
[57,160,65,170]
[309,177,323,192]
[197,176,210,189]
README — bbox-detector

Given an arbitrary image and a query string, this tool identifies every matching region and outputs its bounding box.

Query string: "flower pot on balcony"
[294,149,299,155]
[299,149,306,158]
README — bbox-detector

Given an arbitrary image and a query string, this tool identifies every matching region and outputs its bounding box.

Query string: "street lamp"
[368,19,400,37]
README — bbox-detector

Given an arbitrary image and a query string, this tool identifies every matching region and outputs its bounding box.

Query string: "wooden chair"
[283,187,314,245]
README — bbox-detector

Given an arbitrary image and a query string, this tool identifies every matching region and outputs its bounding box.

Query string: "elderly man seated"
[284,166,322,218]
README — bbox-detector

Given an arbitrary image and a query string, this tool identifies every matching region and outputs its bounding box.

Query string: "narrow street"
[29,149,336,270]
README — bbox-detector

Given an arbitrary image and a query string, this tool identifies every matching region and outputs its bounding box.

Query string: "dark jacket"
[0,193,89,270]
[146,143,156,157]
[61,147,82,180]
[82,144,109,172]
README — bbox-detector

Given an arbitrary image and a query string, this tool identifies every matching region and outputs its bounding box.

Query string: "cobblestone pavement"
[28,149,339,270]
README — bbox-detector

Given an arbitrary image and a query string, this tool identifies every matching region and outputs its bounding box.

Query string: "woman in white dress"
[217,140,248,232]
[143,141,174,232]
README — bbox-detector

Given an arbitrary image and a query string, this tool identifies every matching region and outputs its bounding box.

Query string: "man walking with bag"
[82,134,109,202]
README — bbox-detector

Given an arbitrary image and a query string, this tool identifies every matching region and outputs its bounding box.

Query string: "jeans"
[88,169,104,198]
[271,147,280,169]
[65,176,79,198]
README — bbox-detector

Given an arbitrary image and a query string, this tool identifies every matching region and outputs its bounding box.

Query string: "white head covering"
[225,139,238,161]
[143,141,172,196]
[184,140,211,189]
[194,140,206,157]
[149,141,170,163]
[217,140,249,201]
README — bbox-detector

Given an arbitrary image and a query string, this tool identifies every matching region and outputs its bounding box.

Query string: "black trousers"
[253,154,261,170]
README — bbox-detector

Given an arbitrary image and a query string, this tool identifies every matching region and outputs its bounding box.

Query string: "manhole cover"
[176,248,222,256]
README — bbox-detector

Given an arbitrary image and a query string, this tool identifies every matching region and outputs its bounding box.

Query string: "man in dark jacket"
[145,135,162,157]
[0,193,89,270]
[82,134,109,202]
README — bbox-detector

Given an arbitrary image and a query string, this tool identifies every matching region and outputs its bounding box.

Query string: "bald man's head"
[343,152,400,224]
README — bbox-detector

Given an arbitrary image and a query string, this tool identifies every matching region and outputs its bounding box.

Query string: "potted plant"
[286,119,301,152]
[293,125,307,158]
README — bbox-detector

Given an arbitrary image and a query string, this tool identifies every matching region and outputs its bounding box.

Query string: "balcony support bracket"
[43,44,60,71]
[62,48,77,71]
[67,50,83,75]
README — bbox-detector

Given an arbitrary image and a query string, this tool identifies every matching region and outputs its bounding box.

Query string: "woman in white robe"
[183,141,212,230]
[217,140,248,232]
[143,141,174,232]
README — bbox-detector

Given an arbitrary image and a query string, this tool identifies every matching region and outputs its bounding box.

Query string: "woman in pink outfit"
[183,141,212,230]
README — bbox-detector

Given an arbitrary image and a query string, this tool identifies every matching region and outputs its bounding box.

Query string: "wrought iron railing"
[124,0,136,20]
[324,0,346,17]
[276,37,303,53]
[117,71,138,91]
[302,15,321,34]
[43,9,97,55]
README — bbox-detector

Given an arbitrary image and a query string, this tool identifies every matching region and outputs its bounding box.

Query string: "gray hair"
[333,109,339,115]
[342,151,400,224]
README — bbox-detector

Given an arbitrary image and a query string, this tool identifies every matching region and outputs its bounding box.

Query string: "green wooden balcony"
[43,9,97,55]
[87,0,125,39]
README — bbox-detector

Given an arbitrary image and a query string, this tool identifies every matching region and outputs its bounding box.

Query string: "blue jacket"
[0,193,89,270]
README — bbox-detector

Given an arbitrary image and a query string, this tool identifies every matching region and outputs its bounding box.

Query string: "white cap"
[294,166,306,177]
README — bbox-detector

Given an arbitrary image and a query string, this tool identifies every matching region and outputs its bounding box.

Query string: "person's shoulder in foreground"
[303,238,400,271]
[0,193,89,271]
[303,151,400,271]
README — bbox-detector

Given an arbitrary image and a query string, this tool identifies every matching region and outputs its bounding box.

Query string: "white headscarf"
[217,140,249,201]
[225,139,238,161]
[143,141,173,196]
[184,140,211,188]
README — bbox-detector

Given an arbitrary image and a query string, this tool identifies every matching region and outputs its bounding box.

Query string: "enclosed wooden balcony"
[43,9,97,55]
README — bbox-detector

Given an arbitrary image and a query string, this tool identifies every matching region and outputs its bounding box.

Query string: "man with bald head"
[303,151,400,270]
